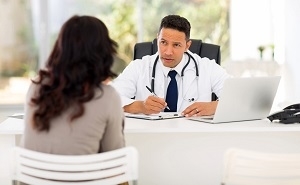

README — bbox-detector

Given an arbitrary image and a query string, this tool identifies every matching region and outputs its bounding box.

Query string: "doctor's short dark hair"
[159,15,191,40]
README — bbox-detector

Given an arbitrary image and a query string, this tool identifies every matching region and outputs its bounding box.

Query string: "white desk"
[1,117,300,185]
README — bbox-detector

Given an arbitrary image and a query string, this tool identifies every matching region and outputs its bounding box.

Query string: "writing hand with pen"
[144,86,170,114]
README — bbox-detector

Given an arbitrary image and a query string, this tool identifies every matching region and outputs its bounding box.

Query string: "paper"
[125,112,183,120]
[8,114,24,119]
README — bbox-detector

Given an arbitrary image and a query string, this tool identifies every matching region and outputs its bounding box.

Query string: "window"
[0,0,230,105]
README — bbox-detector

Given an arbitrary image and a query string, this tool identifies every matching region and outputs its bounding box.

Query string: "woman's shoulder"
[91,85,122,112]
[95,84,120,99]
[101,84,118,92]
[26,76,40,95]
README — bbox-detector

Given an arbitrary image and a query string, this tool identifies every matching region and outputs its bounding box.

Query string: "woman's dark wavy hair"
[31,15,118,132]
[159,15,191,40]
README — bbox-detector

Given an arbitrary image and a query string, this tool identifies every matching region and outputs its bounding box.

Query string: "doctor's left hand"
[182,101,218,117]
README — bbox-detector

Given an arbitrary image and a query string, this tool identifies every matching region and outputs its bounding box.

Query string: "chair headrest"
[133,38,220,65]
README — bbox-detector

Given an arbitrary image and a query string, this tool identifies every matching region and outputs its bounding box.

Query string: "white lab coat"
[112,50,230,112]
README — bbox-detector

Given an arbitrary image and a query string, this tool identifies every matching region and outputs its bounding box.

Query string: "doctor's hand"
[143,95,167,114]
[182,101,218,117]
[123,96,167,115]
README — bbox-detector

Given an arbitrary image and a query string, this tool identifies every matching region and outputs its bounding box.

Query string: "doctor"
[112,15,229,117]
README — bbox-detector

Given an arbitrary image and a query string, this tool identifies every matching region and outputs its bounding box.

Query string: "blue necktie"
[165,70,178,112]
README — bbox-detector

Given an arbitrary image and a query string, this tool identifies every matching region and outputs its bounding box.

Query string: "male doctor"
[112,15,229,117]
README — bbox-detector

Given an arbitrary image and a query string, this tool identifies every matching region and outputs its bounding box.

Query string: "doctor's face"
[157,28,191,68]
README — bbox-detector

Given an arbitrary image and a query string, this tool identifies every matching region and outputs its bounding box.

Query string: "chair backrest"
[222,148,300,185]
[11,146,138,185]
[133,38,221,65]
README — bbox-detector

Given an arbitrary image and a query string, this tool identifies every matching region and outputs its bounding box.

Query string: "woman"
[21,15,125,155]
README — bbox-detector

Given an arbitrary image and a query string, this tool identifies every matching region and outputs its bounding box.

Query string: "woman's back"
[22,83,125,155]
[21,15,124,155]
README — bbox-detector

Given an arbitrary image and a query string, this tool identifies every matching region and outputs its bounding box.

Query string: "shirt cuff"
[121,97,135,107]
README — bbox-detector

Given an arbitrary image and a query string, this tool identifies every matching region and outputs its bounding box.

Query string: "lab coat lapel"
[153,58,166,98]
[177,63,197,110]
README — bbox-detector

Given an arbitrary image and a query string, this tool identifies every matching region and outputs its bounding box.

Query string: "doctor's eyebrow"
[159,39,183,48]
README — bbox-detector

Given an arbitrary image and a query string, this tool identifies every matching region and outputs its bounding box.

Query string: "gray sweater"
[21,82,125,155]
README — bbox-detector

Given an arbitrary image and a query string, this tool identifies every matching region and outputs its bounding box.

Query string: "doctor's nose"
[164,45,173,55]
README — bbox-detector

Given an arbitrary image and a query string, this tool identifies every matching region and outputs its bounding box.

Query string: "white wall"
[230,0,300,108]
[284,0,300,105]
[230,0,277,61]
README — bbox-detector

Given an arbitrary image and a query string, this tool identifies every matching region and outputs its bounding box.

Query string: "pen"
[146,86,170,110]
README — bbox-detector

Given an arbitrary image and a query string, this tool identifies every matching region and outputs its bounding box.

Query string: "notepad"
[8,114,24,119]
[125,112,183,120]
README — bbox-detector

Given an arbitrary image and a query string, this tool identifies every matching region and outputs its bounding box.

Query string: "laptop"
[189,76,281,123]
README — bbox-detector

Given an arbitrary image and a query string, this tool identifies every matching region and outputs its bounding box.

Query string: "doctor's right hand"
[143,95,167,114]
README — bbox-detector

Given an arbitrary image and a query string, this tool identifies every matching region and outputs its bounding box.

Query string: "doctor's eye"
[173,43,182,48]
[160,40,167,45]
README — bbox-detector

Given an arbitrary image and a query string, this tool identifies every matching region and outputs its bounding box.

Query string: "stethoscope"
[150,52,199,102]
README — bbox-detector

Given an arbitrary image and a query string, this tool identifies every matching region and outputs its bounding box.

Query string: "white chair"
[11,146,138,185]
[221,148,300,185]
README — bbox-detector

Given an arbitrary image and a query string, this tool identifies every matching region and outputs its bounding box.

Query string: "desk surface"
[2,115,300,185]
[1,116,300,135]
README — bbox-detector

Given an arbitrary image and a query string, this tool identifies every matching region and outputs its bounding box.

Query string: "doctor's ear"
[185,39,192,51]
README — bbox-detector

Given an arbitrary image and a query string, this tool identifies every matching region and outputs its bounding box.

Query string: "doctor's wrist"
[123,101,145,114]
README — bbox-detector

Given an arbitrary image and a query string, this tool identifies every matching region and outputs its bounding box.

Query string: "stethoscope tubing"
[151,52,199,93]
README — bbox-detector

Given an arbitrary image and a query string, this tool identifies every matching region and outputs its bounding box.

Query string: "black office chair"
[133,38,221,65]
[133,38,220,101]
